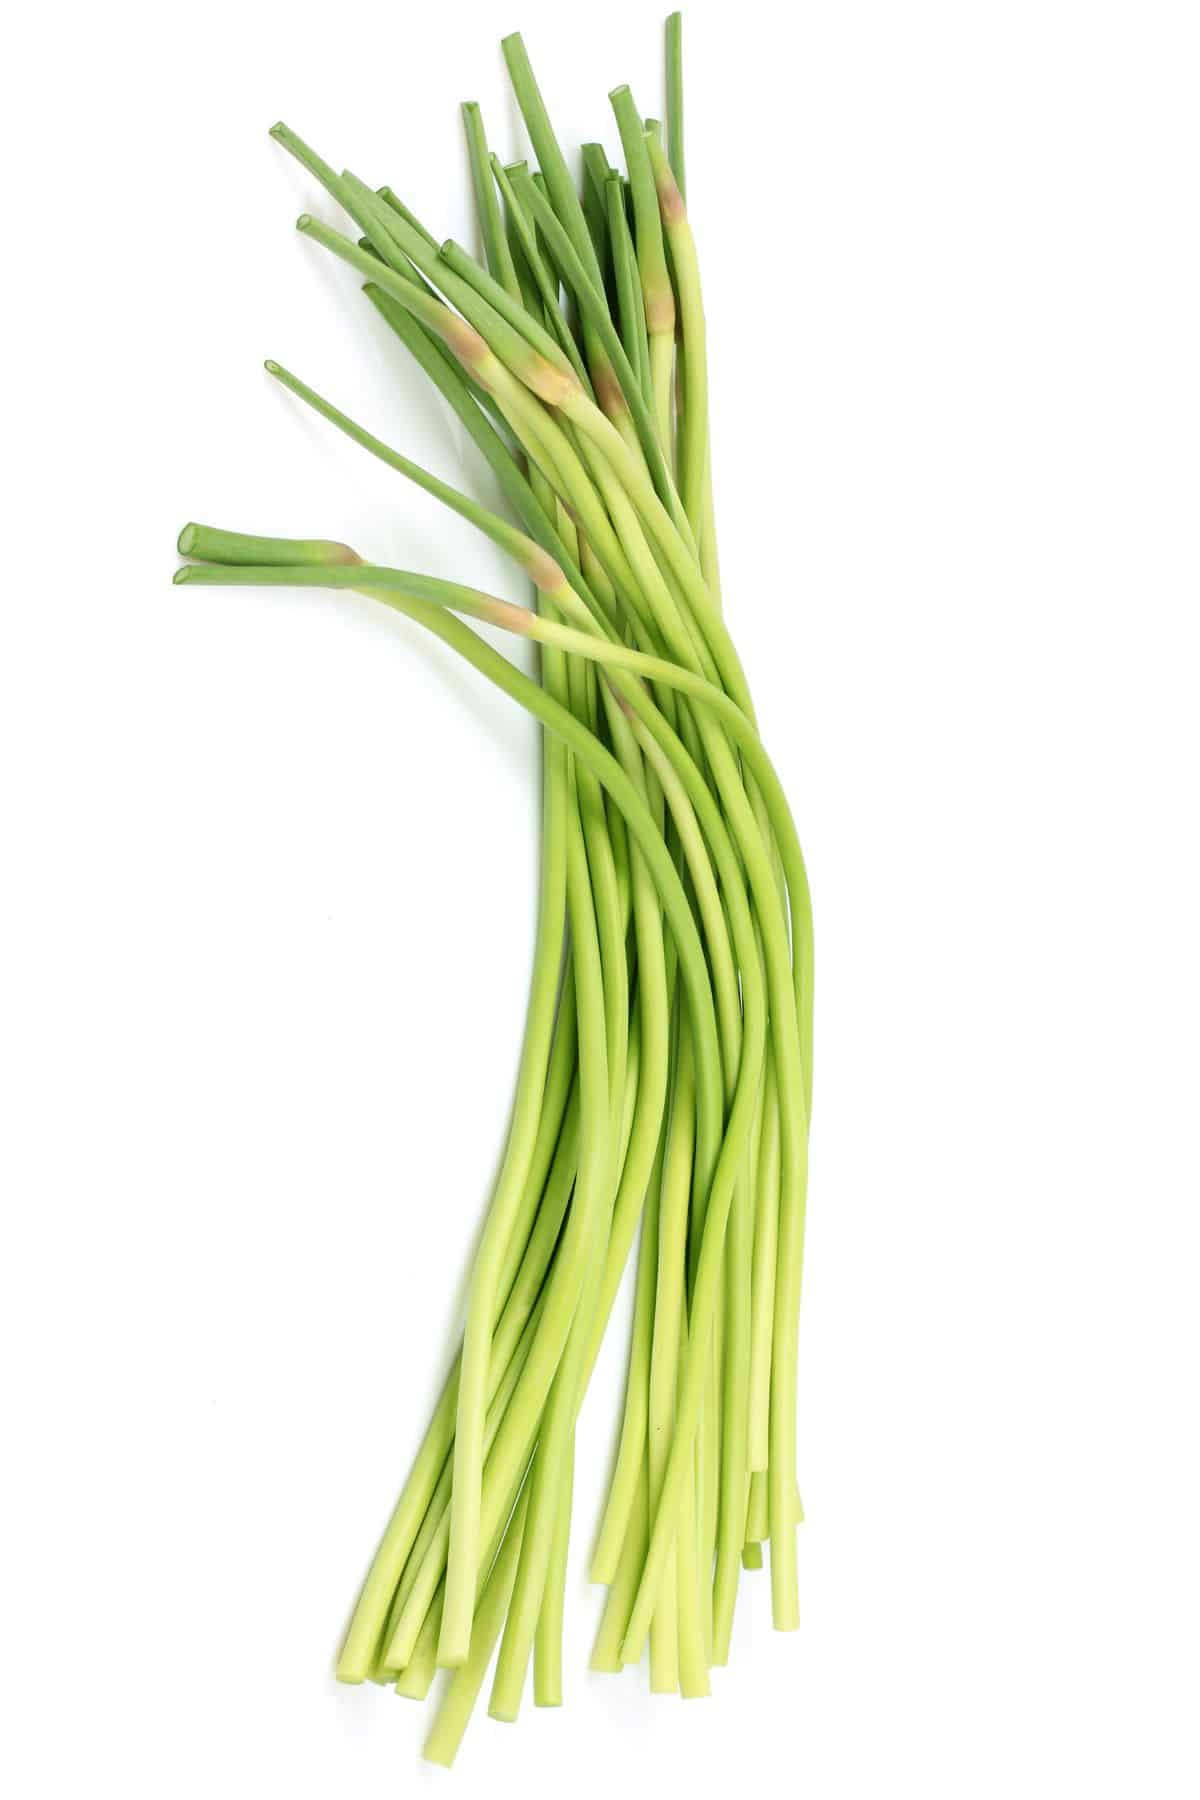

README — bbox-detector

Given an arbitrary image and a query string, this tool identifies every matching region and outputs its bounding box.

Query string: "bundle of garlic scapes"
[175,12,813,1767]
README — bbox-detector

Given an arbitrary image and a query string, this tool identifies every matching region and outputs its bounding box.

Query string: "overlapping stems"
[176,14,812,1763]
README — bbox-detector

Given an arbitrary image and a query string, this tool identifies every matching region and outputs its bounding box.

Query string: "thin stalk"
[748,1064,781,1470]
[648,1027,695,1690]
[712,1155,755,1663]
[176,521,356,567]
[422,1487,529,1768]
[606,175,652,405]
[746,1470,769,1545]
[590,1461,647,1673]
[487,767,612,1697]
[587,1121,665,1585]
[676,1347,710,1697]
[666,13,686,200]
[579,699,672,1385]
[461,101,519,297]
[376,185,438,248]
[532,1441,573,1706]
[611,85,676,456]
[580,142,612,268]
[501,32,604,286]
[645,132,707,540]
[263,361,564,593]
[698,1294,719,1660]
[768,1113,809,1631]
[361,285,543,535]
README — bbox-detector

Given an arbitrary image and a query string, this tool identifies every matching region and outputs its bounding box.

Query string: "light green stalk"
[746,1470,769,1545]
[676,1353,710,1697]
[666,13,686,200]
[486,767,612,1696]
[422,1487,529,1767]
[645,131,708,541]
[606,175,653,406]
[590,1461,647,1673]
[588,1124,665,1587]
[648,1028,696,1691]
[611,84,676,457]
[748,1064,781,1470]
[175,521,357,567]
[532,1443,573,1706]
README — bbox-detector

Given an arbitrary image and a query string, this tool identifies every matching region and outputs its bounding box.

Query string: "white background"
[3,1,1198,1794]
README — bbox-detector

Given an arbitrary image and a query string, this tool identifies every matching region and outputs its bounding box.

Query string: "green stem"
[646,132,708,539]
[461,101,520,297]
[487,767,612,1697]
[606,174,652,402]
[666,13,686,200]
[748,1064,780,1471]
[422,1487,530,1767]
